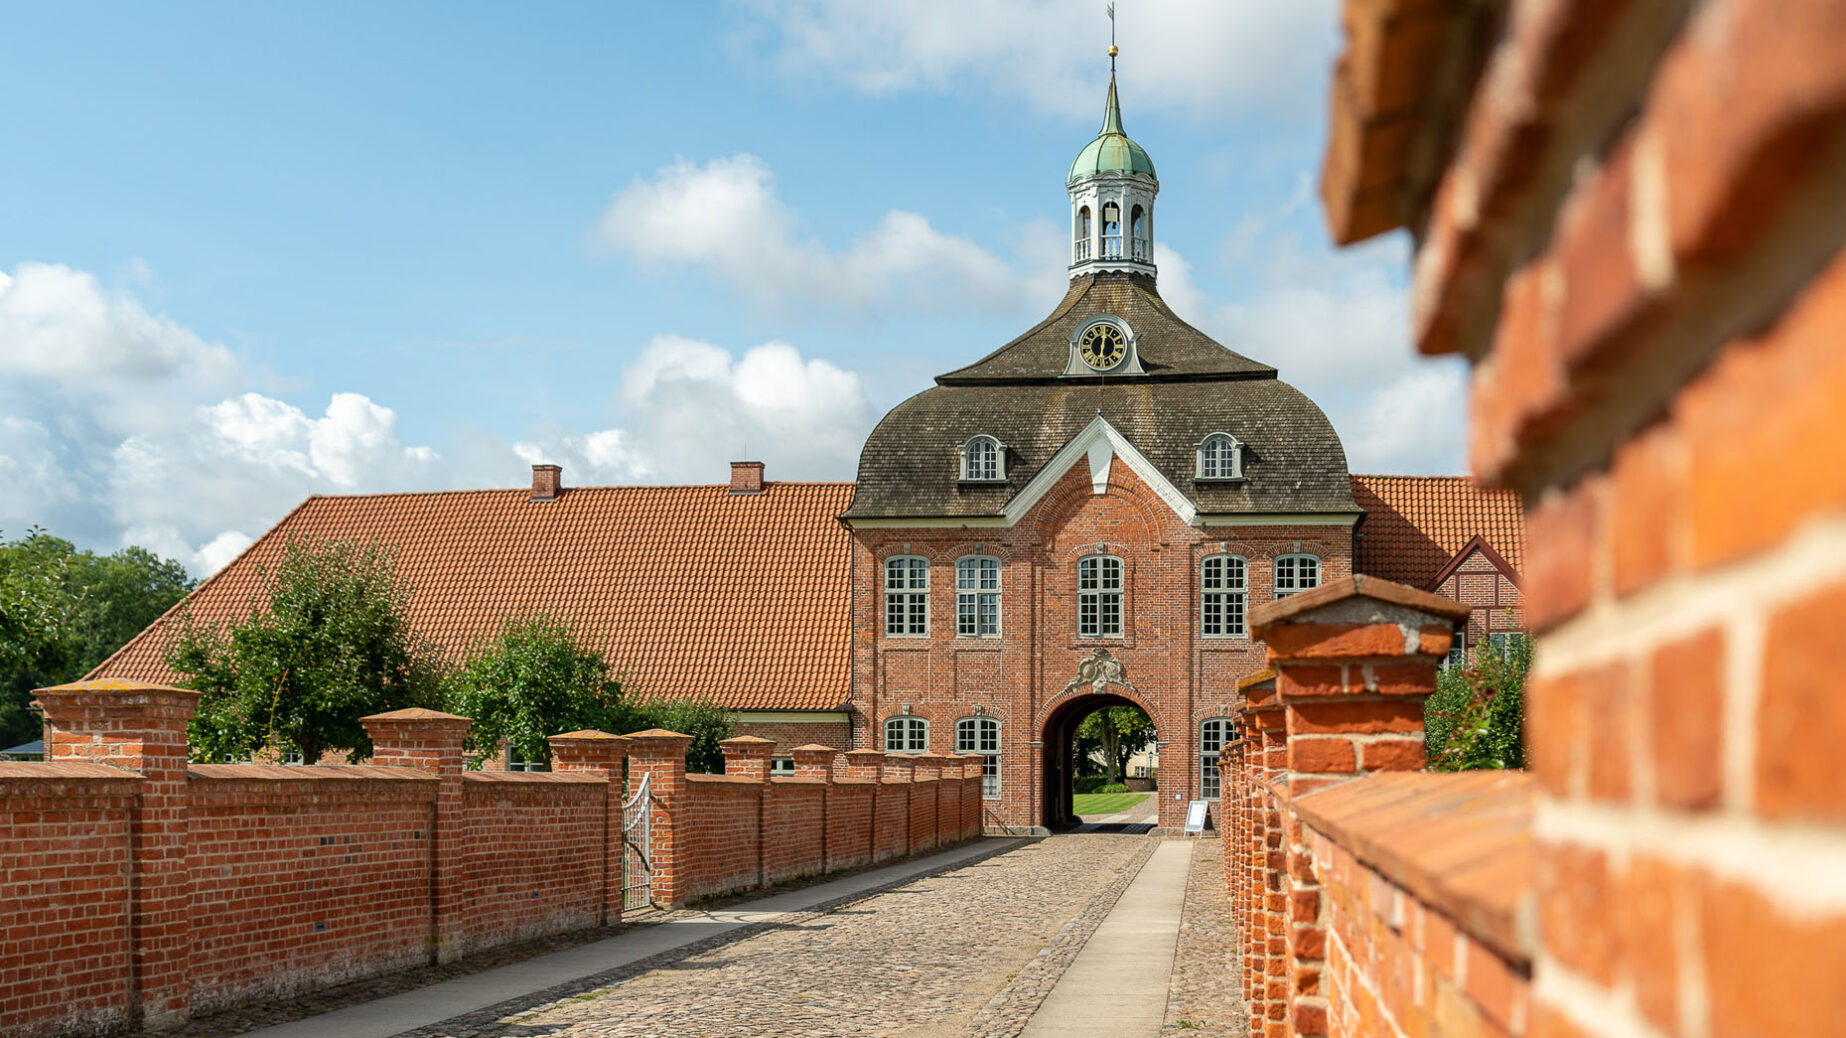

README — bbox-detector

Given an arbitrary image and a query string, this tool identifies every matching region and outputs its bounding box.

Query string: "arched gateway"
[837,49,1360,834]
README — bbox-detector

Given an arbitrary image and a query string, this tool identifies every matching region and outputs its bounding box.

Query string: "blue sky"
[0,1,1462,574]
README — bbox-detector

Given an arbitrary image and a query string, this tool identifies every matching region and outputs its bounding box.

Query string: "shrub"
[1425,633,1531,771]
[1074,775,1107,794]
[1096,782,1130,794]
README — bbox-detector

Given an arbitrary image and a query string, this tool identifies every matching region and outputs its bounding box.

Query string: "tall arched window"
[955,555,1001,637]
[1200,718,1233,799]
[959,435,1004,481]
[1102,201,1122,258]
[955,716,1001,796]
[1201,555,1247,638]
[1196,432,1243,479]
[1130,204,1148,260]
[884,556,929,636]
[884,716,928,753]
[1075,206,1092,261]
[1077,555,1124,637]
[1273,554,1321,598]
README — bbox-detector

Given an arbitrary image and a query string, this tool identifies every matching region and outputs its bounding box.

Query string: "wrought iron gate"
[622,773,653,910]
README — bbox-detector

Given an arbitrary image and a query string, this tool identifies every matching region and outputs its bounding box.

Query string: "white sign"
[1184,800,1210,834]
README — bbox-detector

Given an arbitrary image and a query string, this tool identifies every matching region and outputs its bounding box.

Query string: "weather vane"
[1107,3,1118,70]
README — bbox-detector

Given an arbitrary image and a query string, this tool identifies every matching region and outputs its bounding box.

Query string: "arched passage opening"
[1038,690,1162,830]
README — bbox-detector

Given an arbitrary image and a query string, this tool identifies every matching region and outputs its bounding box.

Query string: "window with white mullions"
[1077,555,1124,638]
[1273,554,1320,598]
[884,716,928,753]
[1201,555,1247,638]
[1195,432,1243,480]
[1444,629,1468,670]
[1200,718,1233,799]
[955,716,1002,797]
[955,555,1001,637]
[960,435,1005,481]
[884,556,929,636]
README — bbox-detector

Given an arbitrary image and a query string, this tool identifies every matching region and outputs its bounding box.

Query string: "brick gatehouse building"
[91,69,1523,835]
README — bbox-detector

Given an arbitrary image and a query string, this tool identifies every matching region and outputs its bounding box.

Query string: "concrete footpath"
[1018,838,1193,1037]
[240,838,1023,1038]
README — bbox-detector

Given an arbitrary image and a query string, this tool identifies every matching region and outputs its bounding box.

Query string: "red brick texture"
[0,683,980,1038]
[1319,0,1846,1034]
[848,458,1357,831]
[1220,585,1530,1038]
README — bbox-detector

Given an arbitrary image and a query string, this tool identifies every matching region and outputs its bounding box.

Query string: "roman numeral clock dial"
[1080,323,1126,370]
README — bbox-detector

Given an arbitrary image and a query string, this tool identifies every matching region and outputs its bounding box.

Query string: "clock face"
[1079,323,1127,370]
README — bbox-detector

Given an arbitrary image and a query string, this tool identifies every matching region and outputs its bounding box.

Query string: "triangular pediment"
[1001,414,1197,525]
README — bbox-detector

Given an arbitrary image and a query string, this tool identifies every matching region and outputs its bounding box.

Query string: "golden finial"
[1109,44,1118,58]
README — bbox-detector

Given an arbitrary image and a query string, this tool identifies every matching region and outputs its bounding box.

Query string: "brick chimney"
[730,461,765,495]
[530,464,562,502]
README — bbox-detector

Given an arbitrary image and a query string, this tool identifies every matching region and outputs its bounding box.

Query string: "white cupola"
[1067,50,1157,280]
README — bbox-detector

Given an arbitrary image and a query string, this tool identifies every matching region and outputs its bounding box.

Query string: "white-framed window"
[1487,632,1519,658]
[506,743,548,772]
[955,716,1002,797]
[884,556,929,636]
[1444,629,1468,670]
[1195,432,1243,480]
[960,436,1005,481]
[1200,718,1233,799]
[884,716,928,753]
[1102,200,1122,257]
[1075,206,1092,261]
[1273,554,1321,598]
[1130,204,1149,261]
[1077,555,1124,638]
[770,756,795,776]
[956,555,1001,637]
[1201,555,1247,638]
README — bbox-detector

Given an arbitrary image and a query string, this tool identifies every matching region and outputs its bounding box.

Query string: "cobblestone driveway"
[410,835,1156,1038]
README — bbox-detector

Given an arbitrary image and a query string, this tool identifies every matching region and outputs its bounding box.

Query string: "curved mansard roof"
[844,272,1358,521]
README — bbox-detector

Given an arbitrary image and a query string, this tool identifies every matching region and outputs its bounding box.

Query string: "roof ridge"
[302,481,859,502]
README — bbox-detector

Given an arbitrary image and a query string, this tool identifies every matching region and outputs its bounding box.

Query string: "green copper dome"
[1068,75,1156,183]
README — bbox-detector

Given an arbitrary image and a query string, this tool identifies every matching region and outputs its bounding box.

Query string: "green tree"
[1425,631,1531,771]
[166,537,443,763]
[0,529,196,748]
[0,529,75,746]
[448,614,634,769]
[1076,705,1156,785]
[634,696,736,774]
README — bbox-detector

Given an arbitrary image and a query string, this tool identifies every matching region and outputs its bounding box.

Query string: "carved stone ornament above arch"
[1060,647,1139,696]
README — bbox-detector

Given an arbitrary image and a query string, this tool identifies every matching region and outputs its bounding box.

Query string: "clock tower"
[1067,60,1158,281]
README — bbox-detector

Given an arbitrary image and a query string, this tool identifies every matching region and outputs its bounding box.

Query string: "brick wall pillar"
[36,679,199,1030]
[884,753,915,856]
[548,730,631,926]
[1236,678,1288,1034]
[791,744,836,869]
[842,748,884,781]
[624,729,693,908]
[1249,575,1464,1038]
[362,708,471,963]
[720,736,775,887]
[913,752,945,852]
[843,748,885,863]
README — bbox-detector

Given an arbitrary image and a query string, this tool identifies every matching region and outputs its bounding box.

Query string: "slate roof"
[90,482,857,712]
[845,272,1356,520]
[1350,475,1525,589]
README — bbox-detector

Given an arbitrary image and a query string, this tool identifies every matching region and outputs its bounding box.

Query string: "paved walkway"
[204,832,1245,1038]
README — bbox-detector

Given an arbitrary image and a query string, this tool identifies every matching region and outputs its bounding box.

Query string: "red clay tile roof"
[1350,475,1524,590]
[90,483,857,712]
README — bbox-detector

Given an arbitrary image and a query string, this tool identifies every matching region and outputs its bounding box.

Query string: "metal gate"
[622,773,653,911]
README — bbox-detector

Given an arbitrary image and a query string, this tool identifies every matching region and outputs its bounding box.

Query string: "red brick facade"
[849,457,1354,831]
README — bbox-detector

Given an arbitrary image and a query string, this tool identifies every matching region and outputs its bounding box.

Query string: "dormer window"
[1195,433,1244,480]
[960,435,1006,481]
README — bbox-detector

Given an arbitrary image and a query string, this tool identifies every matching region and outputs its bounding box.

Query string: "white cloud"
[520,334,872,485]
[600,154,1029,318]
[730,0,1337,121]
[2,262,876,575]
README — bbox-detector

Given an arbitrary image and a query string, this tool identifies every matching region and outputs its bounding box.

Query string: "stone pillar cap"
[361,707,470,724]
[623,728,693,741]
[36,678,200,696]
[790,744,838,754]
[1249,574,1471,638]
[719,735,776,748]
[549,730,628,741]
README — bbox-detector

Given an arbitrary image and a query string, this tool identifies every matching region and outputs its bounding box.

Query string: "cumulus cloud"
[599,154,1028,317]
[729,0,1337,121]
[0,262,875,576]
[518,334,871,484]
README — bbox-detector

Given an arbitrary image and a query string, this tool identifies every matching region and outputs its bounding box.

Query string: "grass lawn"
[1072,792,1149,815]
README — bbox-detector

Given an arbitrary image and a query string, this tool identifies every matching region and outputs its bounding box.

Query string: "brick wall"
[1310,0,1846,1034]
[732,719,852,756]
[1218,576,1528,1038]
[1,685,983,1037]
